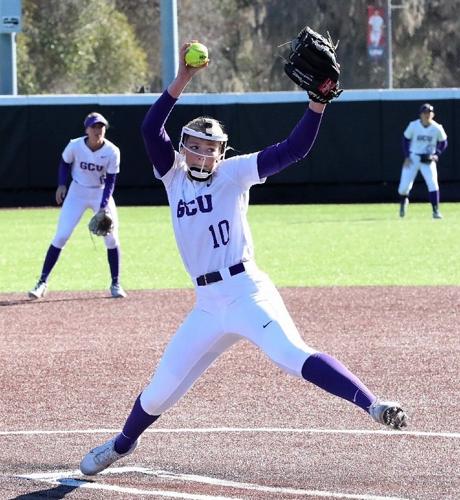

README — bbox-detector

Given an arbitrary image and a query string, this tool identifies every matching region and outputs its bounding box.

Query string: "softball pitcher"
[398,103,448,219]
[80,41,407,476]
[28,112,127,299]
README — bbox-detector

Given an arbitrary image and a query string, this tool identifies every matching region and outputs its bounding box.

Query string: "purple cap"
[419,103,434,113]
[84,113,108,128]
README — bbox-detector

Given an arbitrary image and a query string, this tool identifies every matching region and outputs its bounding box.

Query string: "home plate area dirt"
[0,286,459,499]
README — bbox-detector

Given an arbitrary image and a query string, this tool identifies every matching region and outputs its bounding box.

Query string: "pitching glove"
[284,26,343,104]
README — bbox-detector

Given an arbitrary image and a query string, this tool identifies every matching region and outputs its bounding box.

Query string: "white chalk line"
[1,426,459,439]
[18,470,237,500]
[17,466,409,500]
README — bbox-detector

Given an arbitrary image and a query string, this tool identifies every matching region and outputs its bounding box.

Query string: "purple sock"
[428,190,440,210]
[114,395,160,454]
[301,352,377,412]
[107,247,120,285]
[40,244,61,282]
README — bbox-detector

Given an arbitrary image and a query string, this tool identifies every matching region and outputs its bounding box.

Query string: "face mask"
[179,125,228,182]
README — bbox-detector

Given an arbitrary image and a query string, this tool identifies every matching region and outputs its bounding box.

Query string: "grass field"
[1,202,459,293]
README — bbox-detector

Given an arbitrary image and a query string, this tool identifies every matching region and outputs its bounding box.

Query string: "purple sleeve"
[141,90,177,177]
[436,139,448,156]
[100,173,116,209]
[58,159,71,185]
[256,108,323,178]
[402,137,411,158]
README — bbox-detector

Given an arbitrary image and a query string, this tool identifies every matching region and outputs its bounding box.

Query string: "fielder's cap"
[84,112,108,128]
[419,103,434,113]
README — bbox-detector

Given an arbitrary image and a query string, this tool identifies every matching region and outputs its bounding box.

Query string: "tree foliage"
[15,0,460,94]
[17,0,149,94]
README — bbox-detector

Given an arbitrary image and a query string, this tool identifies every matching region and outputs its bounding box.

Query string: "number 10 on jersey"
[209,220,230,248]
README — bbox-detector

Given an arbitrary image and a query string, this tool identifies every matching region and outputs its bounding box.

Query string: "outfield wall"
[1,89,459,206]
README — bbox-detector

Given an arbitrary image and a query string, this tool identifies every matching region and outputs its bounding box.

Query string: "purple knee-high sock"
[428,190,440,210]
[40,244,61,282]
[301,352,377,412]
[107,247,120,285]
[114,395,160,454]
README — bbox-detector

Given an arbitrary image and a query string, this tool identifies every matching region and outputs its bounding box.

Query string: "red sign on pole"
[367,6,385,58]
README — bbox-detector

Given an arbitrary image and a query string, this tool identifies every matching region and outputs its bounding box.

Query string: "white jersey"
[155,152,265,279]
[62,136,120,188]
[404,119,447,156]
[369,14,383,33]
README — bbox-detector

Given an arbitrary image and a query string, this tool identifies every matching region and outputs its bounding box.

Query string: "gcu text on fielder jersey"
[63,137,120,188]
[403,119,447,156]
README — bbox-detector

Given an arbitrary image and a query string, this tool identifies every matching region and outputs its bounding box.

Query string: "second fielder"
[398,103,448,219]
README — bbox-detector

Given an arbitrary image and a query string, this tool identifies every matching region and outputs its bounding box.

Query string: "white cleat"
[28,280,48,299]
[369,400,408,430]
[80,436,139,476]
[432,210,443,219]
[110,283,127,298]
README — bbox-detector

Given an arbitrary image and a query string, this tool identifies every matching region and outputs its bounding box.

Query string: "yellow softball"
[185,42,209,67]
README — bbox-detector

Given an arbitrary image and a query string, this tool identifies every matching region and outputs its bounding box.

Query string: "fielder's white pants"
[141,261,317,415]
[52,180,119,249]
[398,154,439,196]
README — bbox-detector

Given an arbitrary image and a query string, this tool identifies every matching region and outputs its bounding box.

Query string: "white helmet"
[179,118,228,182]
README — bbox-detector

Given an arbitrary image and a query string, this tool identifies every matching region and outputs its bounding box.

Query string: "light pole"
[0,0,22,95]
[387,0,406,89]
[160,0,179,90]
[387,0,393,88]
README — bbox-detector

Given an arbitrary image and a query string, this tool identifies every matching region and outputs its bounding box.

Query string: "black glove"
[88,208,114,237]
[419,154,438,164]
[284,26,343,104]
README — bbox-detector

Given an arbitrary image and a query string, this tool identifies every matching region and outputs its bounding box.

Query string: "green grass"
[1,203,459,293]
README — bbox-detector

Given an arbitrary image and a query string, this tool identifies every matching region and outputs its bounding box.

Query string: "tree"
[17,0,149,94]
[114,0,162,92]
[15,0,460,93]
[393,0,460,88]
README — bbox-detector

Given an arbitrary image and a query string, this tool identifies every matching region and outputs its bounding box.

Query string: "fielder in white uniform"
[398,103,448,219]
[29,112,127,299]
[80,43,407,476]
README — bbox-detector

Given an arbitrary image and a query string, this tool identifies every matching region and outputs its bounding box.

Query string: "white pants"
[398,154,439,196]
[141,262,317,415]
[52,181,119,249]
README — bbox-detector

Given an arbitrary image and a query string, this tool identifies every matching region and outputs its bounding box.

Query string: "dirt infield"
[0,286,459,499]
